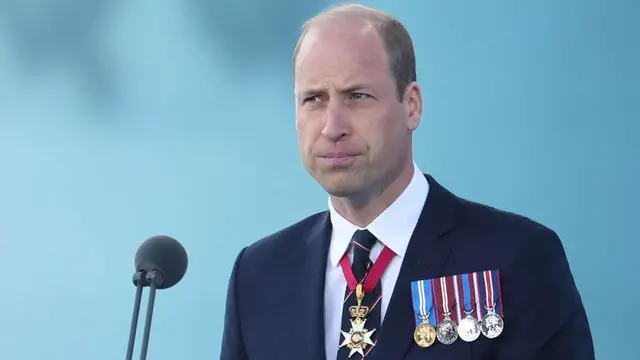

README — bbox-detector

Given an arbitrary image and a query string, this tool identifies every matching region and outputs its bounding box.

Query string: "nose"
[321,102,350,141]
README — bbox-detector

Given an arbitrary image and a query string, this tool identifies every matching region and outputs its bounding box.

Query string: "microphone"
[125,235,188,360]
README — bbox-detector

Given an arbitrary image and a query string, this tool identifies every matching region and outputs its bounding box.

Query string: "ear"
[403,82,423,132]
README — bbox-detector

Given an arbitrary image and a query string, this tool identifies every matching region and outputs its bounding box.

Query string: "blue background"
[0,0,637,359]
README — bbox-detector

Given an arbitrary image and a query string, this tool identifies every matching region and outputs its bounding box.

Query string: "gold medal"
[410,279,437,348]
[413,320,437,348]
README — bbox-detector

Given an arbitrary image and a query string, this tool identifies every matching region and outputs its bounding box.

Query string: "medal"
[338,246,395,357]
[481,309,504,339]
[410,279,437,348]
[433,275,458,345]
[339,284,376,357]
[413,318,436,348]
[340,318,375,358]
[480,270,504,339]
[436,311,458,345]
[458,312,481,342]
[456,273,481,342]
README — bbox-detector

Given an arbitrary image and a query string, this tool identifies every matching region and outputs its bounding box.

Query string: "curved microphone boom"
[125,235,188,360]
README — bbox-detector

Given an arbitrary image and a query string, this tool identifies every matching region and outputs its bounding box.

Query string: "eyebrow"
[341,84,370,93]
[298,84,372,98]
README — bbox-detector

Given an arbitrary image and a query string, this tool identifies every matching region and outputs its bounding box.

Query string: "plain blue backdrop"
[0,0,637,359]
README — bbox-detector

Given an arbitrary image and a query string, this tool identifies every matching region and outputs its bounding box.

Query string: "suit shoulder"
[457,195,554,233]
[453,195,562,251]
[240,210,328,260]
[445,193,568,276]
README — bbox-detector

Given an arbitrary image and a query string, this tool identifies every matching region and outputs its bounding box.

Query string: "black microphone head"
[134,235,188,289]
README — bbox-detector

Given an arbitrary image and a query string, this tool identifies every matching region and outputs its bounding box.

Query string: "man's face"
[294,24,421,200]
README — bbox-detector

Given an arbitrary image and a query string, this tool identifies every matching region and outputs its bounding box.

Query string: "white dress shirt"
[324,162,430,360]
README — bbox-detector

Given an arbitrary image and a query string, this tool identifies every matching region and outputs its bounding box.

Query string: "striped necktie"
[337,229,381,360]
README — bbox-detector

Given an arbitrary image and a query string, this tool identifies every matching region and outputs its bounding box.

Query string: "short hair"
[293,3,417,101]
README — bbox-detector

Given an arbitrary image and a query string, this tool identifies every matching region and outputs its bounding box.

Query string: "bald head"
[293,4,416,100]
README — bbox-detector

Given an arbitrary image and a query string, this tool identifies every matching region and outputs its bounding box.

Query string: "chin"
[323,186,358,198]
[307,162,368,194]
[316,175,363,199]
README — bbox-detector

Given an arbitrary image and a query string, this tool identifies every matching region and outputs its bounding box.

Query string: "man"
[220,3,594,360]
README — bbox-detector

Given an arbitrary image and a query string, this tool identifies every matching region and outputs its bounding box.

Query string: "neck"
[330,159,415,228]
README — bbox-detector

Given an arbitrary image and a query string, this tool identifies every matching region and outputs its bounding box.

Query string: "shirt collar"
[328,162,430,267]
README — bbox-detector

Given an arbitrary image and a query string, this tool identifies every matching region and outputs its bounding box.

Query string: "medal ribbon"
[481,270,504,317]
[472,272,482,319]
[339,246,394,292]
[410,279,436,326]
[452,275,462,322]
[440,277,451,320]
[431,277,444,324]
[444,275,459,322]
[432,276,449,324]
[494,270,504,316]
[483,270,495,312]
[460,273,476,316]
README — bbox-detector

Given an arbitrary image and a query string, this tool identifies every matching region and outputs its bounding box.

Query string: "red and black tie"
[337,229,381,360]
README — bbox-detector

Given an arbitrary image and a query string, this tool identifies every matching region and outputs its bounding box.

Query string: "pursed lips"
[318,153,358,158]
[315,152,360,166]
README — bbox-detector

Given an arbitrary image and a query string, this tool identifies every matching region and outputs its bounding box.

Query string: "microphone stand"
[126,271,146,360]
[139,270,163,360]
[125,270,164,360]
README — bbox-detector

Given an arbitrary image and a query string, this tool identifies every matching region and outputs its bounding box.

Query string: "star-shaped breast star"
[339,319,376,357]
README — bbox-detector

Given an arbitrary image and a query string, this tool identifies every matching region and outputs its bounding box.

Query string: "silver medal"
[481,309,504,339]
[435,277,459,345]
[436,317,458,345]
[457,313,481,342]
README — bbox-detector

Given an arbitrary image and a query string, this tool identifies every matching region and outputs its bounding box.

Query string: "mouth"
[316,154,360,167]
[316,151,361,158]
[319,154,358,158]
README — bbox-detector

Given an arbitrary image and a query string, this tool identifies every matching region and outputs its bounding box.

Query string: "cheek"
[356,114,392,144]
[360,115,402,158]
[295,121,317,151]
[297,112,320,131]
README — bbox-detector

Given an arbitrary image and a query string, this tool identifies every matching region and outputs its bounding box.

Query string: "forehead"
[294,24,391,88]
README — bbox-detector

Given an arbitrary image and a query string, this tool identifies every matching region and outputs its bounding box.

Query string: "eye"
[302,95,321,105]
[349,92,371,101]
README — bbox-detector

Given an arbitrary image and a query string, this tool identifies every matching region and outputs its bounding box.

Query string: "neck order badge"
[339,246,394,358]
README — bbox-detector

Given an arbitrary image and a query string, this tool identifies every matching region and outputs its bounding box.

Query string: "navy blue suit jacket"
[220,174,594,360]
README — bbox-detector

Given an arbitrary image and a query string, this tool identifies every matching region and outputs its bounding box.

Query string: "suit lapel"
[296,212,332,360]
[371,174,458,360]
